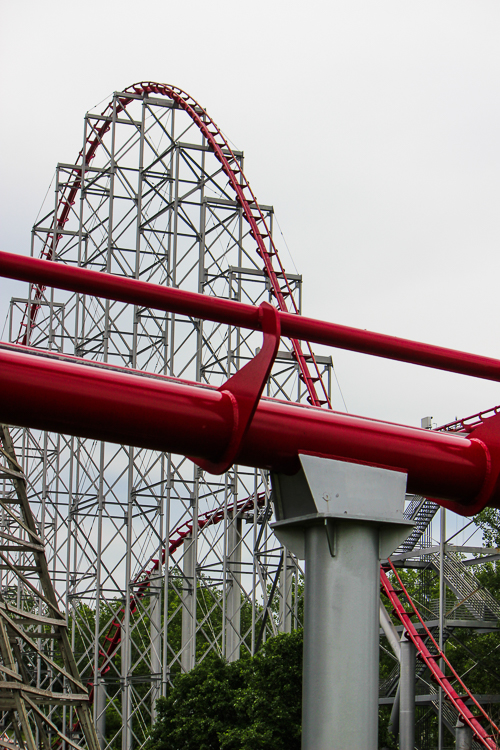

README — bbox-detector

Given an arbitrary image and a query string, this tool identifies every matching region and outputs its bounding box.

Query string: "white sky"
[1,0,500,437]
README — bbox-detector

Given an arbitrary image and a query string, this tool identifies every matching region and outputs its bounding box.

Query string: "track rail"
[7,250,500,385]
[438,405,500,433]
[18,82,331,408]
[15,82,499,743]
[90,493,265,700]
[381,561,499,748]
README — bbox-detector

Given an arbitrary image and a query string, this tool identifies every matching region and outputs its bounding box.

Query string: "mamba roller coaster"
[1,82,500,750]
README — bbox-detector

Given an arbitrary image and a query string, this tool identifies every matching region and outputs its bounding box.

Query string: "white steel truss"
[5,85,335,750]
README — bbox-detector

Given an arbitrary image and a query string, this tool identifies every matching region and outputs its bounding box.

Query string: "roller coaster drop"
[1,83,500,748]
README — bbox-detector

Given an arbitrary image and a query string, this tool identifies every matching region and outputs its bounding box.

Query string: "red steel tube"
[2,250,500,383]
[0,344,491,510]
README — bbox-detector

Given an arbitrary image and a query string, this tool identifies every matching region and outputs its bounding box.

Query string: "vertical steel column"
[399,634,415,750]
[225,515,242,661]
[95,679,106,750]
[94,442,105,738]
[302,521,380,749]
[121,478,133,750]
[279,550,294,633]
[181,532,196,671]
[162,460,172,698]
[149,575,162,721]
[272,455,412,750]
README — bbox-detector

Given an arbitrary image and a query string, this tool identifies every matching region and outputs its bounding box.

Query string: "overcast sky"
[2,0,500,436]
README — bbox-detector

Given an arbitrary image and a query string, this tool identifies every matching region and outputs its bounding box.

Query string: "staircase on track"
[395,495,440,554]
[429,550,500,624]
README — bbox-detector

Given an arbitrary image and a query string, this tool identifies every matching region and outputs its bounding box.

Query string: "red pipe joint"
[440,414,500,515]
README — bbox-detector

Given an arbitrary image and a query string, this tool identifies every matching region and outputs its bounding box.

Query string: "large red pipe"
[0,343,495,513]
[2,250,500,382]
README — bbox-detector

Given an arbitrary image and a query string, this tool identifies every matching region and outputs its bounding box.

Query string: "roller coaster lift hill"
[2,89,500,750]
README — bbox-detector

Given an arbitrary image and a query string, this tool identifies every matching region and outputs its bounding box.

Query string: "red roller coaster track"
[382,561,499,748]
[91,485,500,749]
[12,82,331,742]
[13,82,330,691]
[93,493,265,694]
[17,81,331,408]
[6,249,500,384]
[3,82,500,746]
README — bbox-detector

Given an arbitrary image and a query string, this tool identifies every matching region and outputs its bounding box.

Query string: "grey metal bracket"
[271,454,414,560]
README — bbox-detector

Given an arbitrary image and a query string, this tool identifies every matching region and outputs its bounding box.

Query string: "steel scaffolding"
[5,84,334,750]
[4,82,499,750]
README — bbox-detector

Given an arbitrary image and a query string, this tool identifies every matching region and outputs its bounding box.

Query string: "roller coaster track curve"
[18,82,494,745]
[17,81,331,408]
[15,81,326,746]
[93,492,266,690]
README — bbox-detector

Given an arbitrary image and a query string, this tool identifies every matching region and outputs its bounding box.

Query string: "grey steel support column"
[225,515,242,662]
[303,521,379,748]
[388,685,401,738]
[399,634,415,750]
[455,720,472,750]
[95,678,106,750]
[380,601,401,659]
[272,455,413,750]
[280,550,294,633]
[181,532,196,671]
[381,602,402,738]
[150,575,162,721]
[121,481,133,750]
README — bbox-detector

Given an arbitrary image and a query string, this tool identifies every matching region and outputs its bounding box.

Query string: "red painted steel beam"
[3,249,500,383]
[0,343,498,514]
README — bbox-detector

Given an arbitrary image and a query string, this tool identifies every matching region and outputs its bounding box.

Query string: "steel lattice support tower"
[5,84,334,750]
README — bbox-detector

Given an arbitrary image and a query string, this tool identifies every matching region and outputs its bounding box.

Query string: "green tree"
[147,626,407,749]
[147,629,303,750]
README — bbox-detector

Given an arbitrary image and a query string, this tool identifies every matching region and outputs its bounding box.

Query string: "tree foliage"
[147,630,303,750]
